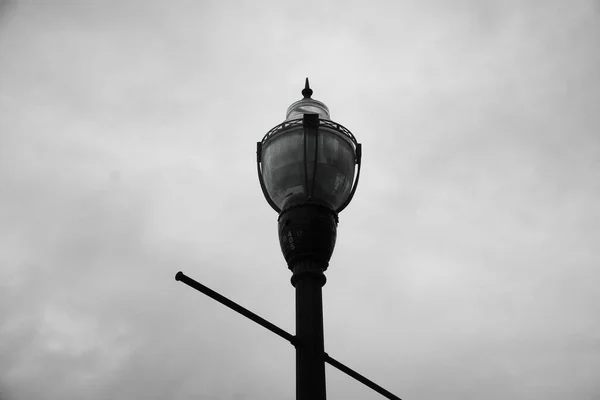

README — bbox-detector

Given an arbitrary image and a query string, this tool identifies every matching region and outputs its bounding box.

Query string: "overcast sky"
[1,1,600,399]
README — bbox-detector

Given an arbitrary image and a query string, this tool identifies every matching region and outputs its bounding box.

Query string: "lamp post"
[176,79,399,399]
[257,79,362,400]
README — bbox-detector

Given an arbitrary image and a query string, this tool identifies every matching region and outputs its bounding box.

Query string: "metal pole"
[175,271,296,345]
[291,259,327,400]
[324,353,402,400]
[278,201,337,400]
[175,271,403,400]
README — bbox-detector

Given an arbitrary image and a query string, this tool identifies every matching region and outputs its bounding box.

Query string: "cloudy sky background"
[1,1,600,399]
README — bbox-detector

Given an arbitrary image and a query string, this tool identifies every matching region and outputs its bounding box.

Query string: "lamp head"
[257,79,362,214]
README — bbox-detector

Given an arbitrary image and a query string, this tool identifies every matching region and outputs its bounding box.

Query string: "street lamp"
[257,78,362,400]
[176,79,399,399]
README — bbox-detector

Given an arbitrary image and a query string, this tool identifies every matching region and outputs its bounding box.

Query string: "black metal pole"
[279,203,337,400]
[324,353,402,400]
[292,260,327,400]
[175,271,296,345]
[175,271,403,400]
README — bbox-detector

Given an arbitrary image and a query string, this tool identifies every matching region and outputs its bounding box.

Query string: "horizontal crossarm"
[175,271,402,400]
[324,353,402,400]
[175,271,296,345]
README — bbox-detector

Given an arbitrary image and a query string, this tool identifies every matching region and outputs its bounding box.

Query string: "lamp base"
[277,204,338,281]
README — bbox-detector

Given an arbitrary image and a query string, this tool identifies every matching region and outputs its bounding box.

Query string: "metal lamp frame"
[256,114,362,214]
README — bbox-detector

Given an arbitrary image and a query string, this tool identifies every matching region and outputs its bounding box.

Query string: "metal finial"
[301,78,313,98]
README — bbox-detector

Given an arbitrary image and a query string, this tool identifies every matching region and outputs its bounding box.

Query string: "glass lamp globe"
[257,79,361,214]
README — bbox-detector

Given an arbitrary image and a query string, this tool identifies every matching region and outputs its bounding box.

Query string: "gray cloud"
[1,1,599,399]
